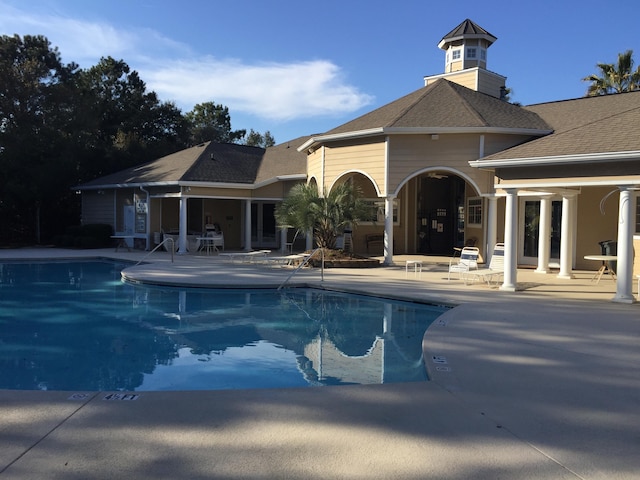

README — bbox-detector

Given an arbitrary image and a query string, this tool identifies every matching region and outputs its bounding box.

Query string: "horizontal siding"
[446,70,477,89]
[484,134,535,157]
[477,70,505,98]
[187,187,251,198]
[323,139,386,194]
[388,134,493,194]
[253,182,286,199]
[307,149,323,189]
[82,192,114,226]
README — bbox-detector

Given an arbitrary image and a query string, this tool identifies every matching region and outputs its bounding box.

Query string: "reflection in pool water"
[0,260,447,391]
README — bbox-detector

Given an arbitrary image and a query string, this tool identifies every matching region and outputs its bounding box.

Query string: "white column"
[613,187,635,303]
[306,229,313,250]
[558,194,575,279]
[178,196,188,254]
[244,199,252,251]
[383,195,395,266]
[280,227,288,253]
[500,188,517,291]
[535,196,552,273]
[485,195,498,264]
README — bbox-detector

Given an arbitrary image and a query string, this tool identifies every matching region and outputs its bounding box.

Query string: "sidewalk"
[1,247,639,479]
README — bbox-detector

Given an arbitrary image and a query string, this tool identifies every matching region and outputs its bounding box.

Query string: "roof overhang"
[495,178,640,190]
[470,150,640,169]
[253,174,307,189]
[75,181,178,191]
[299,126,551,152]
[76,175,306,192]
[437,34,497,50]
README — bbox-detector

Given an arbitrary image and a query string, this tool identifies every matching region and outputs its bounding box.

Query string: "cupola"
[439,19,496,73]
[424,19,506,99]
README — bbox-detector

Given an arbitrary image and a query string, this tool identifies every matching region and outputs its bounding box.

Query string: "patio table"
[111,235,134,252]
[584,254,617,283]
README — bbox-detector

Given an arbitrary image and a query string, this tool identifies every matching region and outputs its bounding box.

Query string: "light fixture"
[427,172,448,180]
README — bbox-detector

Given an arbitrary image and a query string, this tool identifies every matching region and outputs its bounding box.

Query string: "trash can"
[153,232,162,246]
[598,240,617,272]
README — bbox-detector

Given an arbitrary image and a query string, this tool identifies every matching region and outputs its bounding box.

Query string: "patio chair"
[448,246,479,280]
[463,243,505,286]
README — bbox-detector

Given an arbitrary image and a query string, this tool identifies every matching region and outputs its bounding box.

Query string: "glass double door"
[251,202,277,248]
[520,199,562,266]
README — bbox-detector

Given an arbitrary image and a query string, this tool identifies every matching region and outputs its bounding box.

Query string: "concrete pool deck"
[1,247,639,479]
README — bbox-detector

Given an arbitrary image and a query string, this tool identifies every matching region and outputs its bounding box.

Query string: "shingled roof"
[323,79,551,136]
[78,137,309,189]
[438,19,497,48]
[478,91,640,163]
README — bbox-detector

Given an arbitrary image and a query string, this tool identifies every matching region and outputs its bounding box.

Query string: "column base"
[612,294,635,304]
[557,273,574,279]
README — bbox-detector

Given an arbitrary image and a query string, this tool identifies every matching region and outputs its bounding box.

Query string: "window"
[467,47,477,59]
[635,197,640,233]
[451,49,461,60]
[467,197,482,227]
[361,198,400,225]
[480,49,486,61]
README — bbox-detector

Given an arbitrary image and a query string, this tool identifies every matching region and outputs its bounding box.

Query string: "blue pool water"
[0,260,447,392]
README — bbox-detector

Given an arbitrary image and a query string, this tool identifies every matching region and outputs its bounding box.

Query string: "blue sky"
[2,0,640,145]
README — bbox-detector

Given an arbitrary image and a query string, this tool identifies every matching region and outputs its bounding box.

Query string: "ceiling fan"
[426,172,448,180]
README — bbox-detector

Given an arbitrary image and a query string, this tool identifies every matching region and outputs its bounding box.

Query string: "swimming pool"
[0,260,447,391]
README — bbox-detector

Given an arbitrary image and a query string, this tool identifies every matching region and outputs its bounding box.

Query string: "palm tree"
[583,50,640,96]
[275,182,369,250]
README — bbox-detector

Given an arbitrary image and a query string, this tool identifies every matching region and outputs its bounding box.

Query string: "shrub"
[53,224,114,249]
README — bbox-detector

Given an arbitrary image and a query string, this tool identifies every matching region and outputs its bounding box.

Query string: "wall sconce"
[97,190,105,195]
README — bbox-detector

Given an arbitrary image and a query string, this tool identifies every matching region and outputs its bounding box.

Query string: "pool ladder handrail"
[134,238,175,266]
[277,247,324,290]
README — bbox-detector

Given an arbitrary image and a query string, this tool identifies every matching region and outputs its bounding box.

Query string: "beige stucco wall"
[575,186,624,270]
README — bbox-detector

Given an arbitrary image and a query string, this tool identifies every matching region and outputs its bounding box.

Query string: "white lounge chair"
[448,246,479,280]
[219,250,271,263]
[264,254,307,267]
[463,243,505,286]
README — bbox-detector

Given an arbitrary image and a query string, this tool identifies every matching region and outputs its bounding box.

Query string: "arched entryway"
[416,173,467,255]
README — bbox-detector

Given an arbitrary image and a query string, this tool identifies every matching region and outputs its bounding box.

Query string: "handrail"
[134,238,174,266]
[277,247,324,290]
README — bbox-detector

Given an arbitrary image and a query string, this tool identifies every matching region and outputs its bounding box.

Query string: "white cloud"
[142,58,374,120]
[0,2,374,121]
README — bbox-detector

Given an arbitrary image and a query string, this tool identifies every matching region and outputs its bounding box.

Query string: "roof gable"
[324,79,551,135]
[78,138,310,189]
